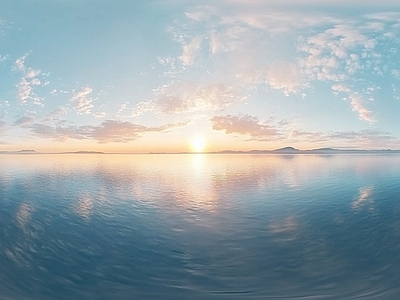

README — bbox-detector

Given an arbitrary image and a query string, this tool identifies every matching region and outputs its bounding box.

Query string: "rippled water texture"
[1,154,400,299]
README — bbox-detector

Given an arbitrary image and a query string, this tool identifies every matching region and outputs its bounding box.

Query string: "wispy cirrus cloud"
[132,82,246,116]
[0,120,7,134]
[291,128,400,149]
[185,3,339,33]
[210,112,399,149]
[180,36,203,66]
[30,123,91,142]
[219,0,400,6]
[13,116,35,127]
[44,107,68,122]
[0,120,10,144]
[156,83,245,114]
[30,120,187,143]
[90,120,186,143]
[327,129,396,142]
[265,62,303,95]
[331,84,375,122]
[290,130,328,143]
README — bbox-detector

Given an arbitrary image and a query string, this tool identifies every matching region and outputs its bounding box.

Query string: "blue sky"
[1,0,400,152]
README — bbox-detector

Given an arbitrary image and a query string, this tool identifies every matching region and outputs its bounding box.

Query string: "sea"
[1,153,400,299]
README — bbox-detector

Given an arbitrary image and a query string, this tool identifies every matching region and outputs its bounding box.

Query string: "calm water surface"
[1,154,400,299]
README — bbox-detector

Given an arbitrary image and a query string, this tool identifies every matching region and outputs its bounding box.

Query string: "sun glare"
[191,137,206,152]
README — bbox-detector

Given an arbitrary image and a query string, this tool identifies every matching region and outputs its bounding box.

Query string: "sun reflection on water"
[1,154,400,298]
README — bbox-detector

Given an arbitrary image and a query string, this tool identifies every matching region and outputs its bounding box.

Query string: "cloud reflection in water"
[0,154,400,299]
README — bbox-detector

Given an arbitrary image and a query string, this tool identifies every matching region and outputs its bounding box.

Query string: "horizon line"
[1,147,400,155]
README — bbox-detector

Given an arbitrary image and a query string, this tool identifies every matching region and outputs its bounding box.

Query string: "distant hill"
[0,150,104,155]
[1,148,400,155]
[311,148,335,151]
[0,149,37,154]
[208,147,400,155]
[60,151,104,154]
[305,148,400,154]
[273,146,301,153]
[17,149,37,154]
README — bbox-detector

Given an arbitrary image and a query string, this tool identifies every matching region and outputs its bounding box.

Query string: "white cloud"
[211,114,280,140]
[154,82,246,114]
[176,5,338,92]
[217,8,338,33]
[219,0,400,7]
[25,69,41,79]
[93,111,106,119]
[132,82,245,116]
[297,24,375,83]
[14,55,28,72]
[295,19,392,122]
[30,123,91,142]
[327,25,375,50]
[210,30,229,54]
[116,102,130,118]
[13,55,44,105]
[131,100,156,117]
[44,107,68,122]
[0,55,8,62]
[13,116,35,127]
[349,94,375,123]
[210,111,396,148]
[185,5,216,22]
[266,63,303,95]
[327,129,399,148]
[180,36,203,66]
[332,84,351,94]
[30,120,188,143]
[362,21,385,32]
[170,4,399,125]
[298,128,400,149]
[17,78,32,104]
[392,69,400,79]
[290,130,327,143]
[70,87,94,115]
[364,12,400,22]
[331,85,375,122]
[0,120,7,135]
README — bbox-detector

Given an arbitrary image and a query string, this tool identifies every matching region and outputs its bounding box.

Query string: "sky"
[1,0,400,153]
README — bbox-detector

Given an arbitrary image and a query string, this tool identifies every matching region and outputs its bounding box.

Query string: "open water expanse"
[1,154,400,299]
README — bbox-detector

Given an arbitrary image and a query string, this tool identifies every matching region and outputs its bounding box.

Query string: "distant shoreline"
[1,147,400,155]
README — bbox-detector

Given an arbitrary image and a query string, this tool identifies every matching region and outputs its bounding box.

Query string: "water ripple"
[1,154,400,299]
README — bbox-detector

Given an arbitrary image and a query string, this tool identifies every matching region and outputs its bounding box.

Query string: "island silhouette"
[1,147,399,155]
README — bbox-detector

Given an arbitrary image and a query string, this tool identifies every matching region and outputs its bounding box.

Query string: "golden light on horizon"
[191,136,206,152]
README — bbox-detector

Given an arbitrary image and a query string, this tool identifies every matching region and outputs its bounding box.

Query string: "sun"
[191,136,206,152]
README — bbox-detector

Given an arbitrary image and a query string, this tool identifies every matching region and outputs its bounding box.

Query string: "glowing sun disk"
[191,137,206,152]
